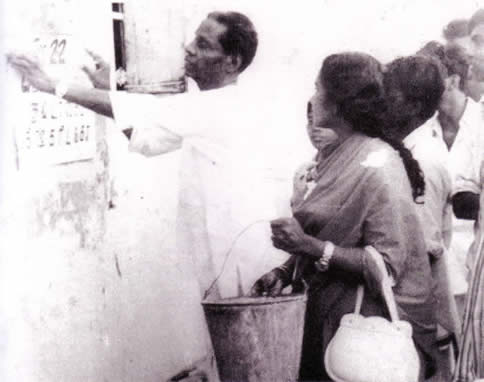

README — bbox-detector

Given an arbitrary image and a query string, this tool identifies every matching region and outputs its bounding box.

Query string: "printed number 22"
[50,39,66,64]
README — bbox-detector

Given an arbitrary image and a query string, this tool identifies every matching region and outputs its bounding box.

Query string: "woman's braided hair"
[319,53,425,200]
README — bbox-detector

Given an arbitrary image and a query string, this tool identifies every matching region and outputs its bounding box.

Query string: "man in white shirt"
[8,11,290,380]
[8,11,289,297]
[452,9,484,279]
[418,42,478,312]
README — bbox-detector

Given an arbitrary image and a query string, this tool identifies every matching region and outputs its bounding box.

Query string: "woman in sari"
[251,52,438,381]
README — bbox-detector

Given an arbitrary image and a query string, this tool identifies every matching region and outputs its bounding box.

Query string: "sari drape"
[291,133,438,380]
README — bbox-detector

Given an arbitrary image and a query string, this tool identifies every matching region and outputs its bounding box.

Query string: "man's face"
[466,24,484,100]
[439,75,463,118]
[471,24,484,60]
[466,60,484,100]
[467,24,484,100]
[450,36,473,57]
[185,18,229,89]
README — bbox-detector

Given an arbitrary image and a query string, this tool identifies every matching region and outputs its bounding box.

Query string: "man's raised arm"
[7,53,113,118]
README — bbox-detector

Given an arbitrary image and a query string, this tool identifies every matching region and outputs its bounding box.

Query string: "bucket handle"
[203,219,271,300]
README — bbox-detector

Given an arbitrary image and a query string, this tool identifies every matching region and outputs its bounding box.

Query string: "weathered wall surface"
[1,1,210,381]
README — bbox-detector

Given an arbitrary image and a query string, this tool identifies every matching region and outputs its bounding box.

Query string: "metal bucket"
[202,294,307,382]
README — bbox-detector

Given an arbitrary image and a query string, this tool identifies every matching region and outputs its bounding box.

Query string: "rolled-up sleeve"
[417,159,452,259]
[109,91,201,157]
[450,117,482,195]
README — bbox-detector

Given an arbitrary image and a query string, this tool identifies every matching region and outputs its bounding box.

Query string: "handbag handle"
[354,246,400,322]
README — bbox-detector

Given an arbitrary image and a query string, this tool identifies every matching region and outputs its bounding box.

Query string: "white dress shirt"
[449,99,484,281]
[109,84,290,298]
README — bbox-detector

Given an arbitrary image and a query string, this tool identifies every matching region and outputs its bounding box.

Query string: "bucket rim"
[201,293,307,307]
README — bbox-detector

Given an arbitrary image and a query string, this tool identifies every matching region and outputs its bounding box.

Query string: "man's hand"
[82,50,111,90]
[6,53,56,93]
[270,217,312,256]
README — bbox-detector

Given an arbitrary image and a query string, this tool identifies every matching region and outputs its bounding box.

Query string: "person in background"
[385,53,464,379]
[452,8,484,285]
[464,9,484,102]
[290,101,330,210]
[452,7,484,382]
[443,19,472,57]
[453,159,484,382]
[417,43,471,150]
[251,52,437,381]
[417,42,476,321]
[8,11,290,381]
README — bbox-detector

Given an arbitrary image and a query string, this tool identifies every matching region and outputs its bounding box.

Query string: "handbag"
[324,246,420,382]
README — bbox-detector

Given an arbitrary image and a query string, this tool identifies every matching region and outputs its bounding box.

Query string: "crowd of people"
[6,7,484,382]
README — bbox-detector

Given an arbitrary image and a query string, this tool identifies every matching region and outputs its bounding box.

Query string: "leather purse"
[324,246,420,382]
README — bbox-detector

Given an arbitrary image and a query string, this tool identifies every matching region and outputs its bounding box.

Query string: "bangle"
[315,241,335,272]
[55,81,69,98]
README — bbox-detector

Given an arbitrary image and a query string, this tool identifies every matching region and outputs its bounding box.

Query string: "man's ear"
[225,55,242,74]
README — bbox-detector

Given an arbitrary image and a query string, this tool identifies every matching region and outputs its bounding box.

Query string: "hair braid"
[377,133,426,201]
[353,120,426,200]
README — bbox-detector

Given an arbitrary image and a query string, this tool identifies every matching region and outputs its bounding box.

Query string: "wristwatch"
[55,81,69,99]
[315,241,335,272]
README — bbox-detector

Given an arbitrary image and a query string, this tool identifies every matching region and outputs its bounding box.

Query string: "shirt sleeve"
[450,112,482,195]
[416,158,452,258]
[109,90,203,156]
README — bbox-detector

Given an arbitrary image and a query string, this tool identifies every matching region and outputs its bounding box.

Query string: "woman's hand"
[249,267,291,297]
[270,217,313,256]
[6,53,56,93]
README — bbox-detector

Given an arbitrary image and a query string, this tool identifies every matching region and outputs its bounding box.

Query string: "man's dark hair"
[442,43,471,90]
[208,11,258,73]
[417,41,470,90]
[469,9,484,33]
[385,55,445,122]
[417,41,446,63]
[443,19,469,40]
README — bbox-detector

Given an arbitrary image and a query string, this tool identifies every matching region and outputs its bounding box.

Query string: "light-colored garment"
[404,121,460,335]
[109,84,289,299]
[449,99,484,277]
[404,122,452,258]
[453,166,484,382]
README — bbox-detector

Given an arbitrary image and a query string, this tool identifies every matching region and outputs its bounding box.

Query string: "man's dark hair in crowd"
[443,19,469,41]
[207,11,258,73]
[384,55,445,139]
[418,41,470,90]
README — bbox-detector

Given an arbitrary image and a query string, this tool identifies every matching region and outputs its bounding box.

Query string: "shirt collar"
[403,113,439,151]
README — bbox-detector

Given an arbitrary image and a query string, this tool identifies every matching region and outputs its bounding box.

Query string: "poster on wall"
[15,34,97,168]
